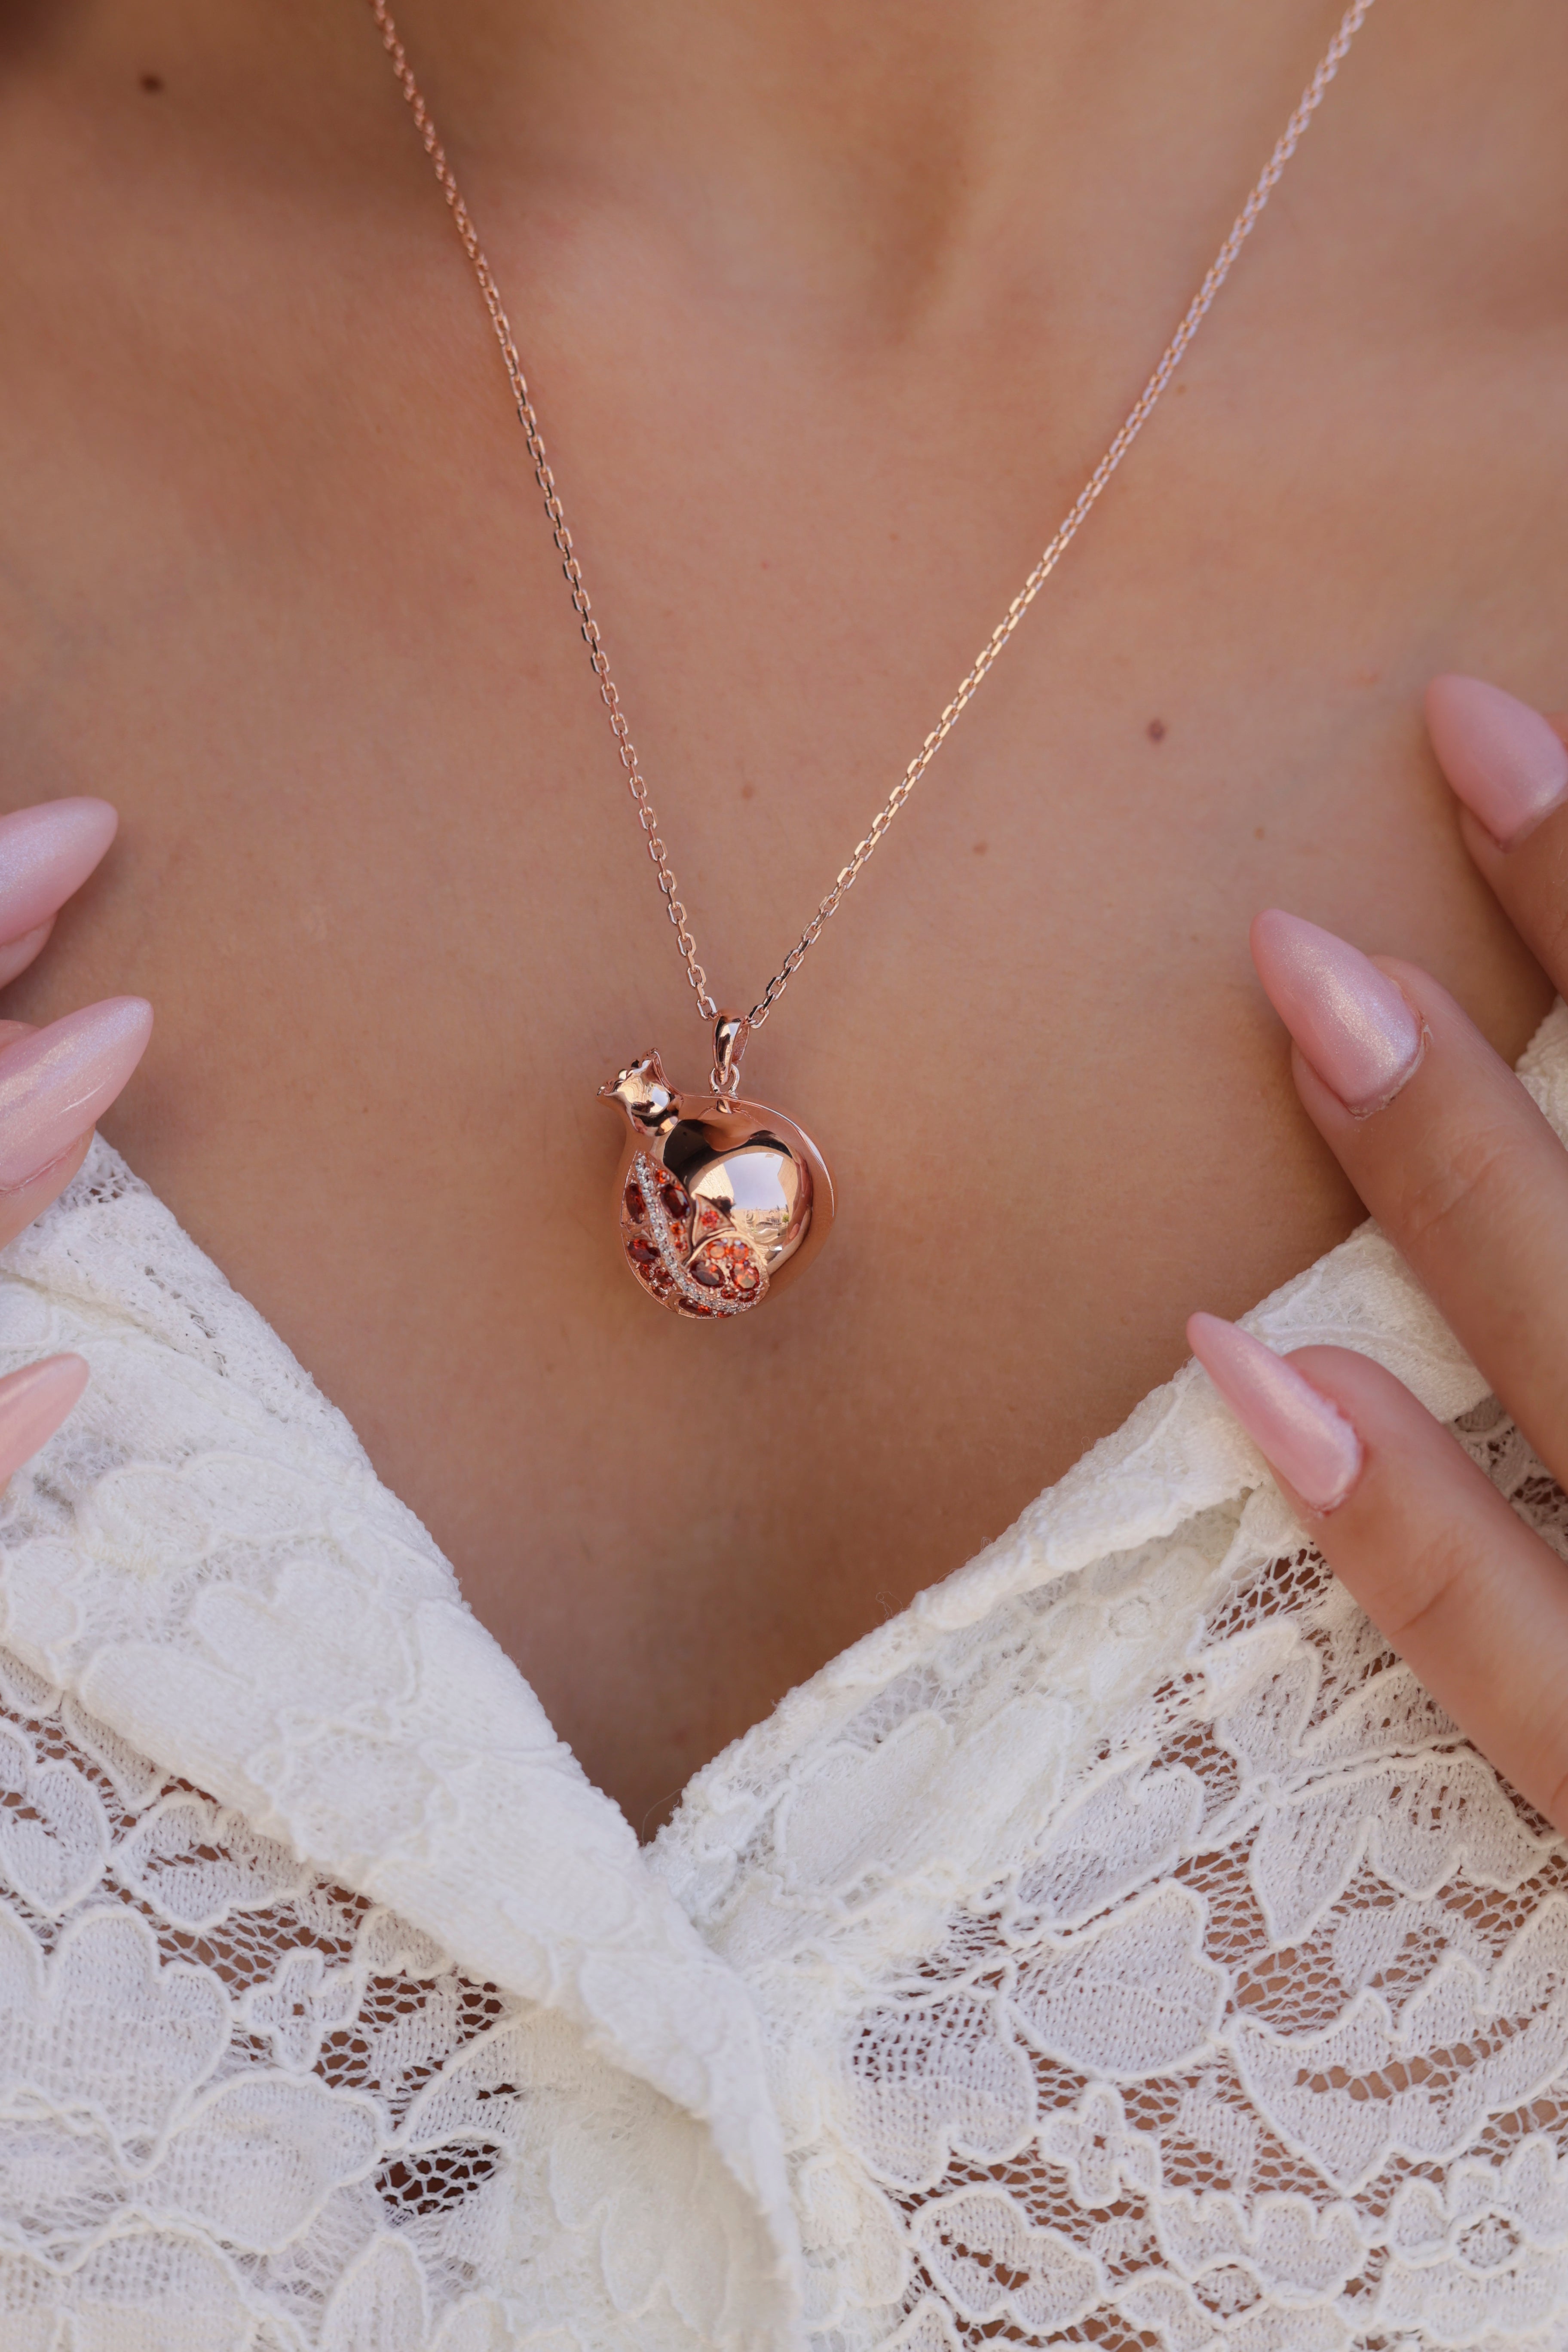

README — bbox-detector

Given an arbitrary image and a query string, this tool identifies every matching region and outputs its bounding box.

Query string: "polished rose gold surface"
[599,1048,833,1319]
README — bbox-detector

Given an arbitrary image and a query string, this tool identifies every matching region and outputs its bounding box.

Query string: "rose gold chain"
[369,0,1376,1033]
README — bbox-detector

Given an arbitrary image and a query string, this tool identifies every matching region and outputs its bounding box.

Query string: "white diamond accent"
[630,1153,761,1317]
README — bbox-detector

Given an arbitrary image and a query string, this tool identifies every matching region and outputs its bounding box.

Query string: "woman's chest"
[0,155,1562,1823]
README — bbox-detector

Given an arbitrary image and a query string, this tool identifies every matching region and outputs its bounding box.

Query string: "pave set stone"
[620,1152,767,1318]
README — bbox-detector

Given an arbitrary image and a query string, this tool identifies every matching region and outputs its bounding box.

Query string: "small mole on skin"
[1147,718,1167,742]
[972,840,988,856]
[139,72,164,92]
[1254,826,1266,841]
[740,782,756,801]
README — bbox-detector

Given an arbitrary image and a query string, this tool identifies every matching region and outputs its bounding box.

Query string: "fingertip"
[1424,674,1568,849]
[0,998,154,1193]
[1249,907,1314,1024]
[0,1351,90,1483]
[45,993,156,1072]
[17,1351,90,1408]
[102,994,153,1043]
[0,799,119,948]
[58,797,118,861]
[0,919,56,992]
[1188,1310,1363,1511]
[1185,1308,1232,1360]
[1246,910,1422,1115]
[68,994,155,1100]
[1247,905,1294,971]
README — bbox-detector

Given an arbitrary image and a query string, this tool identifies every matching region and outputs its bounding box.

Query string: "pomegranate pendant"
[599,1013,833,1319]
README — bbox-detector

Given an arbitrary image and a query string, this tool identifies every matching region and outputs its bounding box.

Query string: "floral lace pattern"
[0,1645,778,2350]
[658,1404,1568,2350]
[1,1010,1567,2348]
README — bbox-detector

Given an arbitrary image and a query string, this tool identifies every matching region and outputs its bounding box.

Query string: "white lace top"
[3,1011,1568,2352]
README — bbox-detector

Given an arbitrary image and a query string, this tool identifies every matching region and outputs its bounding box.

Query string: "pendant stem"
[710,1008,751,1104]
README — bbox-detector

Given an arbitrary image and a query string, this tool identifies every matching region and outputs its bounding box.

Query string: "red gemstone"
[690,1263,723,1288]
[660,1182,690,1218]
[737,1265,759,1290]
[628,1237,658,1267]
[624,1182,644,1222]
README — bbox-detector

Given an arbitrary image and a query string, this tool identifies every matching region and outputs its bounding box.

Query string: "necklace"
[369,0,1375,1320]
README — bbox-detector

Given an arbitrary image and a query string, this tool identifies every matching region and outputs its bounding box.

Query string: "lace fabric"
[0,1645,772,2350]
[1,1014,1568,2348]
[655,1402,1568,2351]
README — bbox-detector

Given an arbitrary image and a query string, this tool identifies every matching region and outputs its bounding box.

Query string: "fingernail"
[0,800,117,944]
[1188,1313,1362,1511]
[0,1355,89,1484]
[1250,910,1422,1115]
[1425,675,1568,849]
[0,925,57,994]
[0,998,153,1188]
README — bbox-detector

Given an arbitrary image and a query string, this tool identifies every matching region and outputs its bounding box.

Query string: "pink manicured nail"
[1188,1313,1362,1511]
[0,928,59,993]
[0,801,119,991]
[1250,910,1422,1114]
[0,800,117,944]
[1425,675,1568,849]
[0,1355,89,1484]
[0,998,153,1189]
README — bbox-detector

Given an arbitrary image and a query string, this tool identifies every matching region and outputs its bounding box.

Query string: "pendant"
[599,1012,834,1318]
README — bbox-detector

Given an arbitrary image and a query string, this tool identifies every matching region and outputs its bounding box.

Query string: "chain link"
[369,0,1376,1033]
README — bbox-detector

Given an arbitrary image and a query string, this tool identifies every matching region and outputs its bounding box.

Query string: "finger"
[0,1133,98,1256]
[1250,910,1568,1493]
[1189,1317,1568,1835]
[1424,677,1568,995]
[0,998,152,1255]
[0,800,118,989]
[0,1355,89,1495]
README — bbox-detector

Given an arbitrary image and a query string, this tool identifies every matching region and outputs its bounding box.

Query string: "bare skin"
[0,0,1563,1829]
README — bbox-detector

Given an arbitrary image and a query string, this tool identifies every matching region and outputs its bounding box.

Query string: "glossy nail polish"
[1188,1313,1362,1510]
[0,998,153,1189]
[0,800,117,943]
[1425,675,1568,849]
[1250,910,1422,1114]
[0,1354,89,1484]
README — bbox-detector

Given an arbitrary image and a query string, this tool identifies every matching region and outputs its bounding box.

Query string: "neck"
[379,0,1329,329]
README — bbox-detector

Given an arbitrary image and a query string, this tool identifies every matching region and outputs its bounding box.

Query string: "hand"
[1189,674,1568,1833]
[0,799,151,1483]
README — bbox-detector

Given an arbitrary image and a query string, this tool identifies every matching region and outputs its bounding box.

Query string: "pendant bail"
[710,1008,751,1103]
